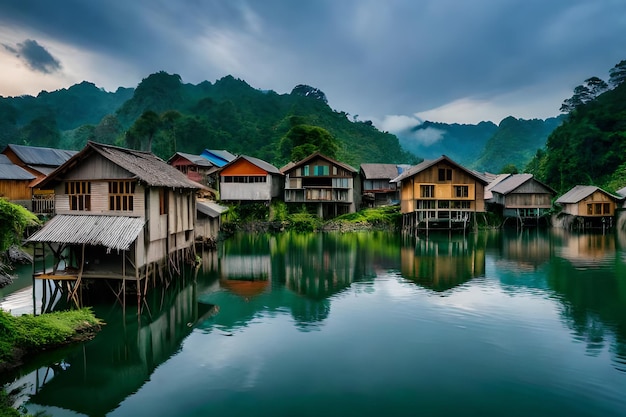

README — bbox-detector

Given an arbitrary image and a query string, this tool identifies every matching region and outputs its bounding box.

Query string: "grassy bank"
[0,308,102,372]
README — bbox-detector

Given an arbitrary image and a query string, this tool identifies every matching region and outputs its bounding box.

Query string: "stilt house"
[487,173,556,226]
[281,152,360,218]
[392,155,488,232]
[26,141,201,309]
[555,185,622,230]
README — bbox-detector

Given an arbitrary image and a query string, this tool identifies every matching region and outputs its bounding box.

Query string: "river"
[2,228,626,417]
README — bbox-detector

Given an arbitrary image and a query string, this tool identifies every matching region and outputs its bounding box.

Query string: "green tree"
[500,164,519,174]
[127,110,162,151]
[18,114,61,148]
[280,124,339,162]
[609,59,626,88]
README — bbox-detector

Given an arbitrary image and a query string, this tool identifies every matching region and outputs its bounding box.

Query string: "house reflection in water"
[18,276,216,416]
[400,234,486,292]
[552,228,617,269]
[492,229,553,273]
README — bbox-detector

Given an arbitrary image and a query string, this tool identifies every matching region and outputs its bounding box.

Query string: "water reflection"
[2,229,626,415]
[6,273,216,416]
[400,233,486,292]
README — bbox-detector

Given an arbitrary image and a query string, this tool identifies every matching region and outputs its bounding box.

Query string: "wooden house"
[167,152,219,187]
[2,144,78,214]
[487,173,556,226]
[0,154,36,208]
[555,185,622,230]
[26,141,201,310]
[219,155,283,204]
[281,152,360,219]
[360,163,410,207]
[196,199,227,246]
[392,155,488,232]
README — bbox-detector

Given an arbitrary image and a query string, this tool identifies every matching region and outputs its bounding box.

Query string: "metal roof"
[556,185,621,204]
[0,157,35,180]
[617,186,626,198]
[200,149,237,167]
[197,201,228,218]
[4,144,77,166]
[392,155,489,184]
[360,163,403,180]
[168,152,214,167]
[489,174,534,195]
[230,155,283,175]
[26,215,145,251]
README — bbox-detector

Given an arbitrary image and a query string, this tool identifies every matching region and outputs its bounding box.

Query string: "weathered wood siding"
[54,181,145,217]
[220,179,274,201]
[0,180,32,200]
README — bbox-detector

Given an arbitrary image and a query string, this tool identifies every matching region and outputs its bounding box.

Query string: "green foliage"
[279,124,339,162]
[0,199,40,252]
[0,388,21,417]
[536,81,626,193]
[270,201,289,222]
[287,208,323,233]
[333,206,401,227]
[500,164,519,174]
[0,308,100,363]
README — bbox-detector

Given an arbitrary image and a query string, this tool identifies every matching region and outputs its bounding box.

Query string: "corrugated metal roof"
[200,149,237,167]
[169,152,214,167]
[617,186,626,198]
[555,185,621,204]
[360,163,402,180]
[197,201,228,217]
[0,155,36,180]
[5,144,77,166]
[490,174,534,195]
[26,215,145,251]
[484,173,511,200]
[234,155,283,175]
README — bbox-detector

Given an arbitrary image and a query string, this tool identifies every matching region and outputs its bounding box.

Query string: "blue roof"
[200,149,237,168]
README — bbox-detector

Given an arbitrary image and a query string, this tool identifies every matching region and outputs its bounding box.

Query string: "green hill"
[527,79,626,193]
[0,72,416,168]
[473,116,563,173]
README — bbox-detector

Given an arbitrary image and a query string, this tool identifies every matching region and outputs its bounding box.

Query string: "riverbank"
[0,308,102,374]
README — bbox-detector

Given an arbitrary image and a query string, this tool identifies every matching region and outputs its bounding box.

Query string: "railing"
[32,194,54,214]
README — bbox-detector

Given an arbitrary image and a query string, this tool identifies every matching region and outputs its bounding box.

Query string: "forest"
[1,59,626,195]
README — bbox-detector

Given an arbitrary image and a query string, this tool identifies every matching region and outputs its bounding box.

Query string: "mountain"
[473,116,563,173]
[0,72,416,169]
[395,121,498,166]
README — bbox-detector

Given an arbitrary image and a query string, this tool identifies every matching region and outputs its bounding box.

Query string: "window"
[313,165,329,176]
[420,185,434,198]
[303,165,310,176]
[109,180,136,211]
[603,203,610,214]
[332,178,349,188]
[438,200,450,209]
[595,203,602,215]
[454,185,469,198]
[65,181,91,211]
[438,168,452,181]
[587,204,593,215]
[222,176,266,183]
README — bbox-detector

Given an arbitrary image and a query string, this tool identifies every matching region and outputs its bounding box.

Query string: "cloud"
[3,39,61,74]
[375,115,424,134]
[410,127,446,147]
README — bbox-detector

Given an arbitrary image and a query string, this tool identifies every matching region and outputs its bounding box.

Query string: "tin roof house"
[555,185,622,230]
[360,163,410,207]
[27,141,201,311]
[219,155,283,204]
[487,173,556,227]
[392,155,488,232]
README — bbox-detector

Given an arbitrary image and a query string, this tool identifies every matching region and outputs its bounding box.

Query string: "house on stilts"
[26,141,201,313]
[392,155,489,234]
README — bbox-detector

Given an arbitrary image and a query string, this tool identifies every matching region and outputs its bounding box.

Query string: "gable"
[64,152,135,180]
[221,158,268,176]
[509,179,555,195]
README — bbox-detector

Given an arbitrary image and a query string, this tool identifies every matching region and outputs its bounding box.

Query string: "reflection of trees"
[400,233,486,292]
[547,233,626,372]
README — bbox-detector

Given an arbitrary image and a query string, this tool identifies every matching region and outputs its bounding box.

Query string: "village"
[0,141,625,311]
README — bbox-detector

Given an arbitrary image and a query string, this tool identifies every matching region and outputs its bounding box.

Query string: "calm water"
[2,229,626,417]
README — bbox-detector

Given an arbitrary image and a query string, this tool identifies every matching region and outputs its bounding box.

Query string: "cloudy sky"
[1,0,625,131]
